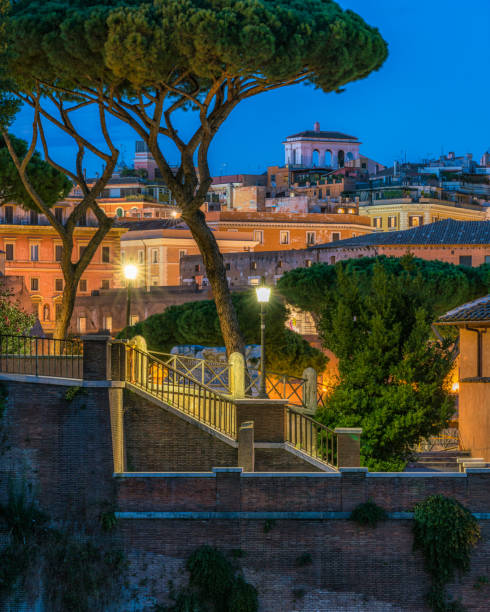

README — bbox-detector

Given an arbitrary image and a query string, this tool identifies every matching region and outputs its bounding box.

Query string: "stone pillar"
[236,399,288,443]
[110,342,126,382]
[109,387,126,473]
[302,367,317,413]
[335,427,363,468]
[238,421,254,472]
[82,334,111,381]
[229,352,246,399]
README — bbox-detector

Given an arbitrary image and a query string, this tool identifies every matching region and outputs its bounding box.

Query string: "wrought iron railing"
[0,335,83,379]
[148,351,230,391]
[416,428,461,452]
[126,345,236,439]
[286,407,337,468]
[245,369,306,407]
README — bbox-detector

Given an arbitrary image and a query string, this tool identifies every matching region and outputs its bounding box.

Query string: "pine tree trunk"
[182,208,245,356]
[54,279,78,340]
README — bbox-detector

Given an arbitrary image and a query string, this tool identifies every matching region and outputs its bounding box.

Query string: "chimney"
[314,121,320,133]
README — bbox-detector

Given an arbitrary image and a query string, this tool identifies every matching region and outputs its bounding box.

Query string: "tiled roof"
[286,130,358,141]
[311,219,490,249]
[115,218,186,231]
[437,295,490,324]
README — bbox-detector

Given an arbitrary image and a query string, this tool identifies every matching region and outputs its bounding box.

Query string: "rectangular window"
[55,278,63,292]
[250,261,257,271]
[373,217,383,228]
[29,210,39,225]
[306,259,312,267]
[79,279,87,292]
[225,263,231,271]
[130,314,139,326]
[332,233,340,242]
[138,250,144,263]
[330,255,336,265]
[30,244,39,261]
[195,264,201,273]
[102,246,110,263]
[103,315,112,332]
[55,207,63,223]
[5,243,14,261]
[280,231,290,245]
[254,230,264,244]
[4,206,13,224]
[30,277,39,291]
[101,279,110,290]
[306,231,316,246]
[78,317,87,334]
[459,255,473,267]
[55,245,63,262]
[55,303,62,321]
[409,215,423,227]
[152,249,159,264]
[179,250,187,260]
[387,216,397,229]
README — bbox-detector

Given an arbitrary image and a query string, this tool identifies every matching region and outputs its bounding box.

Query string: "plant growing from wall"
[413,495,480,612]
[350,501,388,528]
[158,546,258,612]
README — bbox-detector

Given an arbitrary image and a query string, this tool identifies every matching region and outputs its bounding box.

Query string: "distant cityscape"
[1,121,489,336]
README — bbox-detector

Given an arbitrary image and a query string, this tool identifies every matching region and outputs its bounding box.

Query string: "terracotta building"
[437,296,490,462]
[120,219,258,288]
[180,219,490,288]
[0,203,127,334]
[205,210,373,252]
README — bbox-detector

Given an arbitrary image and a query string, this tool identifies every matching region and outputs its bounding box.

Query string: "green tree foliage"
[119,291,326,377]
[0,133,72,209]
[3,0,388,356]
[413,495,480,611]
[0,286,35,336]
[278,256,490,470]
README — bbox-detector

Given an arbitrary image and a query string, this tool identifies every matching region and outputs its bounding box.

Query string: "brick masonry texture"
[1,377,489,611]
[123,390,238,471]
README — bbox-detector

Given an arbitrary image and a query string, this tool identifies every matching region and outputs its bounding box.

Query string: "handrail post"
[334,428,363,468]
[82,334,111,381]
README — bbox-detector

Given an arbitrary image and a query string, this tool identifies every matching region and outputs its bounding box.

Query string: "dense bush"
[119,290,326,377]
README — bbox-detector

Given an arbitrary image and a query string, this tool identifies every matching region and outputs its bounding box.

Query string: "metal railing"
[126,345,236,439]
[0,335,83,379]
[416,428,461,452]
[287,407,337,468]
[148,351,230,391]
[245,369,306,407]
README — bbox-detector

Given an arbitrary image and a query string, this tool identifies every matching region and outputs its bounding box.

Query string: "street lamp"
[123,264,138,327]
[255,283,271,398]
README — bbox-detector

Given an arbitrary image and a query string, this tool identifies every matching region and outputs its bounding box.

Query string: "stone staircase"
[406,450,472,472]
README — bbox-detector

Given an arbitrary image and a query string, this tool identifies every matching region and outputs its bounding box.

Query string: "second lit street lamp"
[255,282,271,398]
[123,264,138,328]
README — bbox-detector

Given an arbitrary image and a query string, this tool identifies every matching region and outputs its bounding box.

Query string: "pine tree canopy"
[6,0,388,96]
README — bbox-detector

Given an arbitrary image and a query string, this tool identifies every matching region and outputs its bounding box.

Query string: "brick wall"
[123,390,238,471]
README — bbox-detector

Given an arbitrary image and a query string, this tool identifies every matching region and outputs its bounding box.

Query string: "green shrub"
[228,576,258,612]
[350,501,388,528]
[413,495,480,611]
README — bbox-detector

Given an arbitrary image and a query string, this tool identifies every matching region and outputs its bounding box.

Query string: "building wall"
[0,222,126,334]
[232,185,266,211]
[359,199,486,231]
[458,328,490,461]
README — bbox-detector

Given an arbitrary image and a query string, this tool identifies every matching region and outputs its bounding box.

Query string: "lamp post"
[123,264,138,327]
[255,283,271,398]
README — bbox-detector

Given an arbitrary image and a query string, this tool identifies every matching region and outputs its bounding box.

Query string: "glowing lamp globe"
[256,286,271,303]
[123,264,138,281]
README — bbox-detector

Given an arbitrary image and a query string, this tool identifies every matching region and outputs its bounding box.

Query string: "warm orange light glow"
[451,381,460,393]
[123,264,138,280]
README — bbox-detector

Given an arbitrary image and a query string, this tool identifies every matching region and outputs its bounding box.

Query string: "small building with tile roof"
[436,295,490,461]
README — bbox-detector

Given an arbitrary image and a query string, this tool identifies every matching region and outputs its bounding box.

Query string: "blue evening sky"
[12,0,490,176]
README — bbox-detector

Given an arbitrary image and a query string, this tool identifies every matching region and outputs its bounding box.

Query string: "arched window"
[324,150,332,166]
[312,150,320,167]
[346,152,354,162]
[43,304,50,321]
[292,149,297,165]
[116,207,124,218]
[338,150,345,168]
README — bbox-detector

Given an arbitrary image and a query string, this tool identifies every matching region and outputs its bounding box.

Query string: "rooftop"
[437,295,490,324]
[311,219,490,249]
[286,130,358,141]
